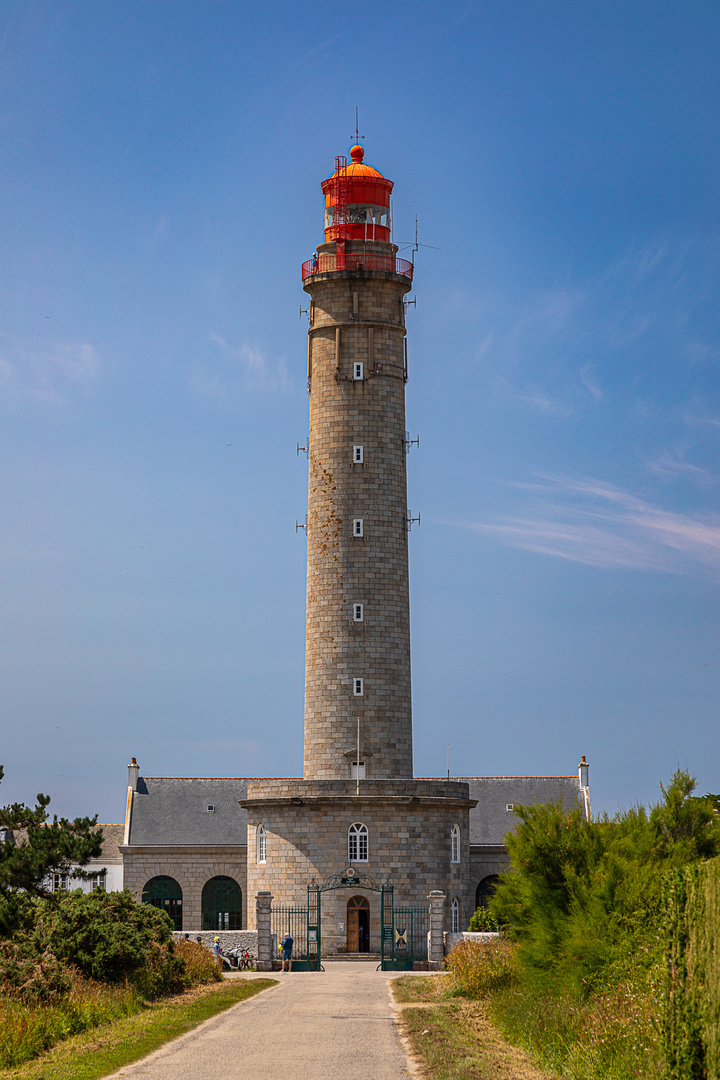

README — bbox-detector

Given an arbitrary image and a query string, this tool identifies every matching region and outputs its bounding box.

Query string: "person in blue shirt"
[281,932,293,972]
[213,936,222,966]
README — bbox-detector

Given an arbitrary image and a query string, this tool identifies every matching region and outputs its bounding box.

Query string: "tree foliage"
[0,764,103,934]
[31,889,179,986]
[490,769,720,992]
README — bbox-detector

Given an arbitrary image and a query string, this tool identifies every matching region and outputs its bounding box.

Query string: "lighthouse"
[119,141,589,961]
[301,145,415,780]
[241,144,475,952]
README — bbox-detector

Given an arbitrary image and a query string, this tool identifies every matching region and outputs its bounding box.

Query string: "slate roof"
[461,776,583,846]
[92,824,125,861]
[125,774,583,848]
[127,777,258,846]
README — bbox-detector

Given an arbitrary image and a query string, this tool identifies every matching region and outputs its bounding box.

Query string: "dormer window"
[207,805,215,813]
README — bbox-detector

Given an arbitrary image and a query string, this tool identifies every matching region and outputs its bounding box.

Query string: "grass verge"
[393,975,557,1080]
[0,978,277,1080]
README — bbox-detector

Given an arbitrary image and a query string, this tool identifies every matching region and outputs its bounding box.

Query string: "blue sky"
[1,0,718,823]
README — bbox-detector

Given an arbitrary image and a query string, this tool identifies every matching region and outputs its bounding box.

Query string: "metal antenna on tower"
[398,216,442,266]
[352,107,365,146]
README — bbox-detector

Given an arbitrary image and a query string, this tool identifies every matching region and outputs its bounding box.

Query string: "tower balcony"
[302,252,414,282]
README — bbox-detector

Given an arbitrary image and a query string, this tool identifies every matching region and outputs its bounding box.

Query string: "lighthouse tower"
[301,146,415,780]
[242,144,474,950]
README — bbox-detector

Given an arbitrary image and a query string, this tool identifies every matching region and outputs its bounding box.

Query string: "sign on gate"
[380,885,429,971]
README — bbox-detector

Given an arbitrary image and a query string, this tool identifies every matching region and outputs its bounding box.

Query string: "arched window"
[348,822,368,863]
[476,874,500,910]
[202,876,242,931]
[451,824,460,864]
[257,824,266,864]
[451,897,460,934]
[142,876,183,931]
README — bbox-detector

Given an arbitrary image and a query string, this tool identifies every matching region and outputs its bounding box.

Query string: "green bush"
[490,770,720,994]
[32,889,177,985]
[664,856,720,1079]
[468,906,500,931]
[0,940,71,1003]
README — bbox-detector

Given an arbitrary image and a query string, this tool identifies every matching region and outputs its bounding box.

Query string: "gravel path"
[107,963,416,1080]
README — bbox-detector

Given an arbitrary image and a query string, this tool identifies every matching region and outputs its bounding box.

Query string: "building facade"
[120,145,591,952]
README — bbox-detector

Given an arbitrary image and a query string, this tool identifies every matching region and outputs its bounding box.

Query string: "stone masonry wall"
[121,846,247,931]
[243,779,475,953]
[302,241,414,780]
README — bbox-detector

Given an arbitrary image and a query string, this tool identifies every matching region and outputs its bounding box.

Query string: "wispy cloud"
[473,233,717,420]
[0,334,99,402]
[457,474,720,578]
[645,451,717,486]
[190,335,290,402]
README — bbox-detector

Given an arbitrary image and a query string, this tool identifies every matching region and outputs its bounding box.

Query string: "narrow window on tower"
[353,519,364,537]
[451,898,460,934]
[257,824,266,864]
[353,445,364,464]
[353,362,364,380]
[351,761,366,780]
[353,603,364,622]
[353,678,364,696]
[451,824,460,864]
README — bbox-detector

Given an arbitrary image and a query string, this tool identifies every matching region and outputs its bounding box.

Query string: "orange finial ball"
[350,144,364,162]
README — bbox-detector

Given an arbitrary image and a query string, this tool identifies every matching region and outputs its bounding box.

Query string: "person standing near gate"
[281,931,293,972]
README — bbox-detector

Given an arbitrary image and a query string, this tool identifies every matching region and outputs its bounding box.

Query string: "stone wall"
[173,929,258,956]
[121,845,247,931]
[302,240,414,780]
[243,778,476,953]
[444,931,500,954]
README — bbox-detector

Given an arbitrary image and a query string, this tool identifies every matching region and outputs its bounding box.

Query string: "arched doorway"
[346,895,370,953]
[142,875,183,931]
[476,874,500,910]
[202,876,242,931]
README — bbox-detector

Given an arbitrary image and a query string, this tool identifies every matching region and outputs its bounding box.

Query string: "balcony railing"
[302,253,414,281]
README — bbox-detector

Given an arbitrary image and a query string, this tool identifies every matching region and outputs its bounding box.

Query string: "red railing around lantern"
[301,253,414,281]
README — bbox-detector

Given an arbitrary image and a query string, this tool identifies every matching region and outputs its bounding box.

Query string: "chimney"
[578,755,589,788]
[128,757,140,791]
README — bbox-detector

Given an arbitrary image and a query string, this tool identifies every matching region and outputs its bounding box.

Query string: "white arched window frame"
[451,898,460,934]
[348,822,368,863]
[257,824,266,864]
[451,824,460,864]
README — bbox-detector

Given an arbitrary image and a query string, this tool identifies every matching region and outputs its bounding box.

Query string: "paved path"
[109,963,417,1080]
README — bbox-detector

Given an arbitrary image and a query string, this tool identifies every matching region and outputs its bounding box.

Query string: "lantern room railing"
[302,253,413,281]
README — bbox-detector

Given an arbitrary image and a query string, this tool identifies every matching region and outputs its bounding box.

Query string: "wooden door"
[346,895,369,952]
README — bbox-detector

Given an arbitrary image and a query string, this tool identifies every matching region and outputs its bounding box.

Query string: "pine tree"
[0,764,103,934]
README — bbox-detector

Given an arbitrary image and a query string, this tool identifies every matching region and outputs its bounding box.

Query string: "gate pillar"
[427,891,446,969]
[256,891,274,971]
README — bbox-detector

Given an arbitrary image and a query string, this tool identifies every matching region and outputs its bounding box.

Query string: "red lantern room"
[301,145,413,283]
[321,145,393,244]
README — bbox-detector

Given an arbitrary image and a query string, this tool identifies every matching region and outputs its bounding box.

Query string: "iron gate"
[271,885,322,971]
[380,884,429,970]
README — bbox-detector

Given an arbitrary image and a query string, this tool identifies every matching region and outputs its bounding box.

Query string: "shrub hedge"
[664,855,720,1079]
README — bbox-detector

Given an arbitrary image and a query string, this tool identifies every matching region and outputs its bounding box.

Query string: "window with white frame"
[353,362,364,380]
[353,445,364,463]
[353,603,364,622]
[52,873,69,892]
[451,898,460,933]
[350,761,366,779]
[451,824,460,863]
[348,822,368,862]
[257,824,266,864]
[353,678,364,696]
[92,871,107,891]
[353,518,364,537]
